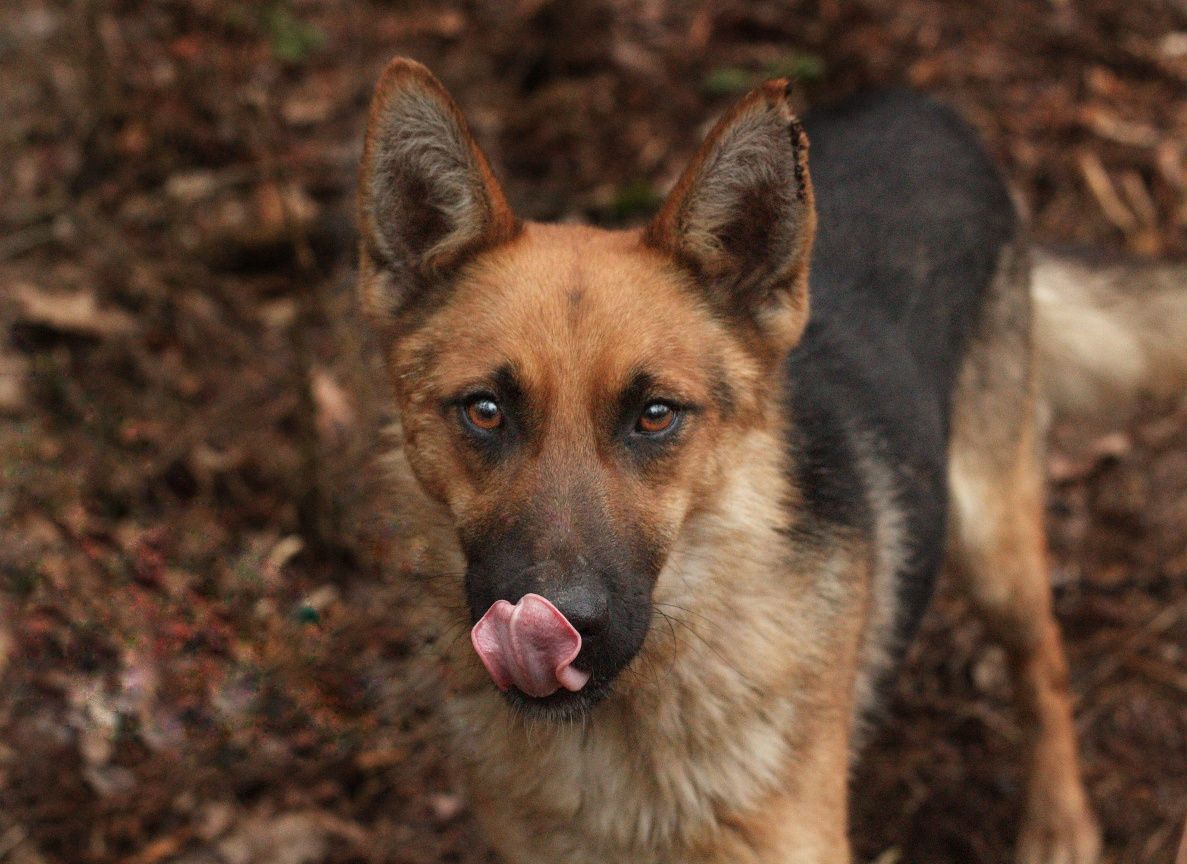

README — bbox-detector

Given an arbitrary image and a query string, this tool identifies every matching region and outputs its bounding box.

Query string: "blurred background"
[1,1,1186,862]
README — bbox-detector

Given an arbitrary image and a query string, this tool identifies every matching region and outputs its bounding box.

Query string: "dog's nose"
[551,583,610,638]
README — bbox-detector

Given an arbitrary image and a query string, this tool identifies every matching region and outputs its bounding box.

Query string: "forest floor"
[1,1,1186,862]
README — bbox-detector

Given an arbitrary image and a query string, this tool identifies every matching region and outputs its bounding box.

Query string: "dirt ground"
[1,1,1186,862]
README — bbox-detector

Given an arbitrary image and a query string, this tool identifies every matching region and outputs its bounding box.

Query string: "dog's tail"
[1032,247,1187,425]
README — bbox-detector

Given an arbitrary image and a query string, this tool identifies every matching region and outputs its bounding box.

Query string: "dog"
[355,58,1187,863]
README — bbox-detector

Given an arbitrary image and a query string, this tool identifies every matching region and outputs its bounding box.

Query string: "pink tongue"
[470,594,591,698]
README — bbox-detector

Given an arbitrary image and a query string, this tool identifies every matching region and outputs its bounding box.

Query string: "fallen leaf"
[312,368,355,440]
[281,94,333,127]
[218,811,366,864]
[253,182,319,234]
[165,169,220,202]
[195,801,236,841]
[13,283,136,337]
[301,584,339,614]
[263,535,305,581]
[429,792,463,824]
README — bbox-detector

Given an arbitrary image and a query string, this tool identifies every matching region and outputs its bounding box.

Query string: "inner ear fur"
[644,80,815,355]
[358,58,519,323]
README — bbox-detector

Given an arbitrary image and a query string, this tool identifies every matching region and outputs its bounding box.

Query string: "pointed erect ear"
[643,80,815,355]
[358,58,519,323]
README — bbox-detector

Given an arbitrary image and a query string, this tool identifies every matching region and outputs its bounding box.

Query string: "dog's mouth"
[471,594,591,697]
[500,677,612,721]
[470,593,622,719]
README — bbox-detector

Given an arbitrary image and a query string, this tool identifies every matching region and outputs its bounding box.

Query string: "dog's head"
[358,59,814,718]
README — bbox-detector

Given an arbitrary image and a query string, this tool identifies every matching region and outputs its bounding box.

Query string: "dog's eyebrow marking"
[616,368,704,417]
[492,362,539,439]
[618,370,656,414]
[494,363,525,404]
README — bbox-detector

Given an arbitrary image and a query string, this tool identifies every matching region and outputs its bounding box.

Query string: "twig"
[1122,653,1187,696]
[1080,106,1162,149]
[1080,605,1181,697]
[1076,149,1138,234]
[1119,170,1159,229]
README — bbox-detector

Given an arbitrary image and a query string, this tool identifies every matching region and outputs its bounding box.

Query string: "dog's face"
[358,59,814,718]
[382,227,765,713]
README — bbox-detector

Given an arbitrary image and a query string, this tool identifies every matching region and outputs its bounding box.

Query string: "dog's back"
[790,92,1018,697]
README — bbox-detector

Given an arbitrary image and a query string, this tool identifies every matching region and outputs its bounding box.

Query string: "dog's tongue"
[470,594,590,698]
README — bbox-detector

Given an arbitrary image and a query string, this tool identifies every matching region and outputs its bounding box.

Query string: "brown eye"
[464,397,503,432]
[636,401,677,435]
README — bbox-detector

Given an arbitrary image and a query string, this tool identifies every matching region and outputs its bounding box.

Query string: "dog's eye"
[636,401,678,435]
[462,396,503,432]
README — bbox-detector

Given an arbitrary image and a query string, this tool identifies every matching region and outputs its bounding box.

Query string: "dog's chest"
[447,686,797,864]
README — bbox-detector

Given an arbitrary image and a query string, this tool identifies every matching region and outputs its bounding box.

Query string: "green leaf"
[702,66,756,97]
[266,4,325,64]
[764,52,826,84]
[702,53,827,97]
[610,181,663,222]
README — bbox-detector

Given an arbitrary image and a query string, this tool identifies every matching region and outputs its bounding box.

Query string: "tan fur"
[1033,247,1187,426]
[849,442,910,746]
[948,243,1102,864]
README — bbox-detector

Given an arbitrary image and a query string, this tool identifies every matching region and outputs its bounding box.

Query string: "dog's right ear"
[643,81,814,359]
[358,58,519,324]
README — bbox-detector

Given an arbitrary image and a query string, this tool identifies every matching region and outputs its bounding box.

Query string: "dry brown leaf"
[429,792,464,824]
[13,283,136,337]
[165,169,220,203]
[264,535,305,580]
[281,94,333,128]
[312,367,356,440]
[218,811,367,864]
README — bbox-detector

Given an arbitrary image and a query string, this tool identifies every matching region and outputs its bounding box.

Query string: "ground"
[1,1,1185,863]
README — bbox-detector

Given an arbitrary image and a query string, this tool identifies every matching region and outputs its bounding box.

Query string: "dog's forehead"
[433,223,725,391]
[479,223,686,318]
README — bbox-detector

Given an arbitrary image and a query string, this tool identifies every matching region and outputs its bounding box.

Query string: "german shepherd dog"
[356,58,1187,863]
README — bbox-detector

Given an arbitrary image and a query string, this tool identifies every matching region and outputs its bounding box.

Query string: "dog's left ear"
[644,80,815,356]
[358,58,519,325]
